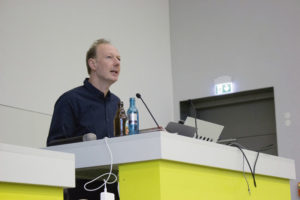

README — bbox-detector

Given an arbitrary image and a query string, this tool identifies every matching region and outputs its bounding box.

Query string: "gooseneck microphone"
[136,93,160,128]
[189,99,198,136]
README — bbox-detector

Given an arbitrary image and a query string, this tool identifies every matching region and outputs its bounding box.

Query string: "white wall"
[0,0,173,147]
[169,0,300,199]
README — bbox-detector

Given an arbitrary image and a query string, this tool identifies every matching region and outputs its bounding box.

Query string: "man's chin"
[108,78,118,84]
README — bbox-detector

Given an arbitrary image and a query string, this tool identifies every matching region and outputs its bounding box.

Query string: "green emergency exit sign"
[215,82,233,95]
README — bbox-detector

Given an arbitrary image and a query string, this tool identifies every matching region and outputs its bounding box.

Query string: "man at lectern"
[46,39,121,199]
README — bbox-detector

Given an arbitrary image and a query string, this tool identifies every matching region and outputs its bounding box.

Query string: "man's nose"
[113,57,120,65]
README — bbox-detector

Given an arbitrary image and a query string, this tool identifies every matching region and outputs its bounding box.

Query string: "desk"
[0,143,75,200]
[46,131,296,200]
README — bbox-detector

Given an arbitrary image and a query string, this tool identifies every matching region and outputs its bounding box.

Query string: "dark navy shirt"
[47,78,120,146]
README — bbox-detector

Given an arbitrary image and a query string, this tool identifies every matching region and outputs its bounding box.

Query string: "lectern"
[47,131,296,200]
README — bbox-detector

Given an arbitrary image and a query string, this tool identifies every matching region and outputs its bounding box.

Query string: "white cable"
[84,137,118,192]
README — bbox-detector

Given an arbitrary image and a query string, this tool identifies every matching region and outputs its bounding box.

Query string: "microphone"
[136,93,160,128]
[48,133,97,146]
[189,99,198,137]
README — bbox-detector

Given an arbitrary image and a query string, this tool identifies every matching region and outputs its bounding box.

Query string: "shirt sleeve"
[46,94,77,146]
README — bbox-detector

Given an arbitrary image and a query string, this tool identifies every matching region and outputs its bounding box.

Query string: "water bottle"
[114,101,128,137]
[127,97,139,134]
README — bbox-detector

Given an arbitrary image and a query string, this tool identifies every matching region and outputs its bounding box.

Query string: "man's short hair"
[86,39,111,74]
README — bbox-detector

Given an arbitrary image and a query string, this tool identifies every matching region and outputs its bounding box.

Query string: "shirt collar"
[83,78,111,99]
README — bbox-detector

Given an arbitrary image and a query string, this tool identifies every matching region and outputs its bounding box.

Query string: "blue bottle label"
[128,113,138,134]
[129,114,138,124]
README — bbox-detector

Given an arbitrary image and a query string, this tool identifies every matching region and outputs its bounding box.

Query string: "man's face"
[90,43,121,84]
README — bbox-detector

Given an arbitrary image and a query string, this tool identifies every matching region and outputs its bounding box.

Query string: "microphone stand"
[189,99,198,137]
[136,93,161,129]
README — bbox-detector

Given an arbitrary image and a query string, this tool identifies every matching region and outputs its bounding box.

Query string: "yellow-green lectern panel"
[119,160,162,200]
[0,182,63,200]
[119,160,291,200]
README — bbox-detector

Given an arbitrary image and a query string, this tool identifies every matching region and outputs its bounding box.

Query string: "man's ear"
[88,58,96,71]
